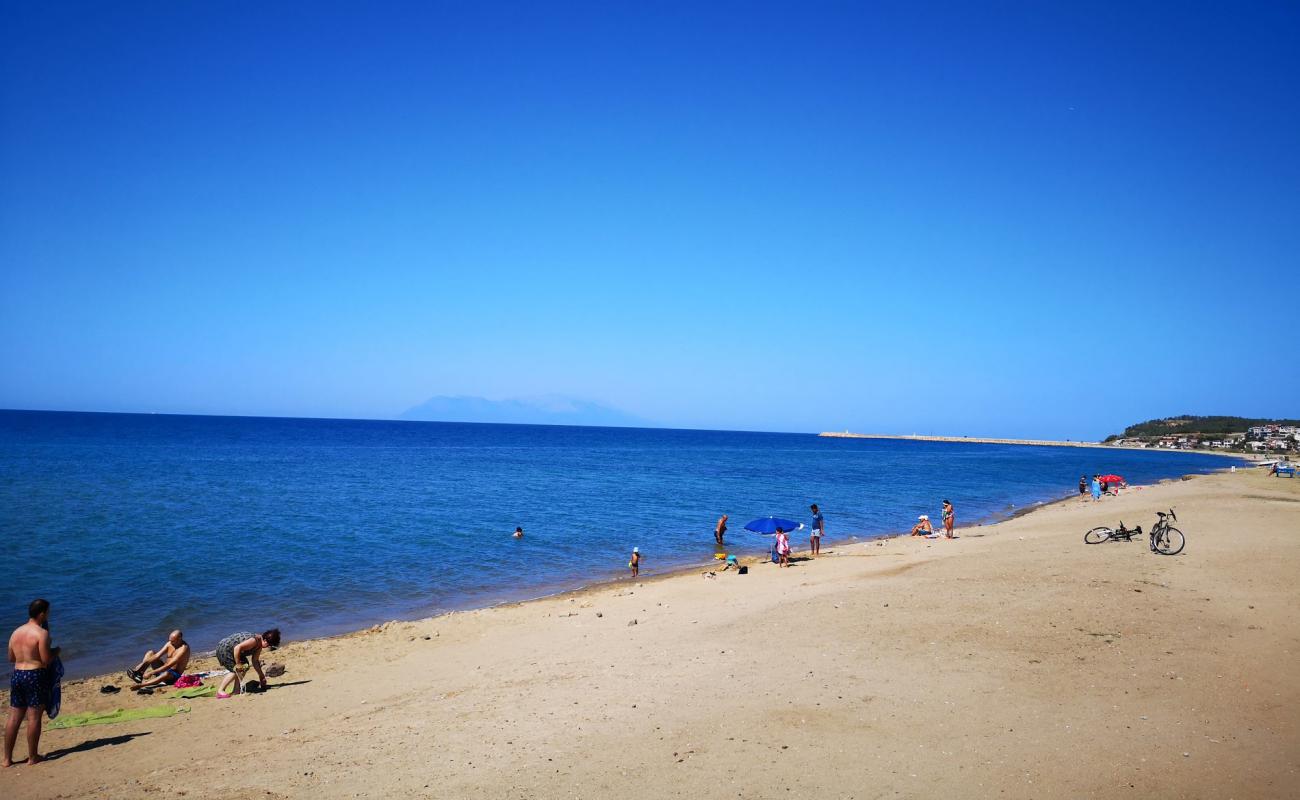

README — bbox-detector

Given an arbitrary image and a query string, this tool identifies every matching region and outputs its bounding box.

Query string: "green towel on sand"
[47,704,190,730]
[166,684,218,699]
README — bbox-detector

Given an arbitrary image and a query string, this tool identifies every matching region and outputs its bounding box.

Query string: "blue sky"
[2,2,1297,438]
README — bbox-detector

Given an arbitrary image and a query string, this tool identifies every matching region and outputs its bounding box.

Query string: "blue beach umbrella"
[744,516,803,534]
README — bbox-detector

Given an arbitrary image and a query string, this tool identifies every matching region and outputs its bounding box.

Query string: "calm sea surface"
[0,410,1244,678]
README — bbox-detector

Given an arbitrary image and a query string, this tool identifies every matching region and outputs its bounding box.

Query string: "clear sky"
[2,2,1297,438]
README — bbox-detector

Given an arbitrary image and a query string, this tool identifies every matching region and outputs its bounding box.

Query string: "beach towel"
[173,674,203,689]
[166,684,218,699]
[45,655,64,720]
[47,704,190,730]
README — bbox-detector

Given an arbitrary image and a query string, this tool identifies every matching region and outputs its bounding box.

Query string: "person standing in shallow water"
[809,504,824,556]
[628,548,641,578]
[942,500,955,539]
[714,515,728,546]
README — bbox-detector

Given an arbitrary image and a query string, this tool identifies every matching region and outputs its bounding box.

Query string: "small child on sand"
[629,547,640,578]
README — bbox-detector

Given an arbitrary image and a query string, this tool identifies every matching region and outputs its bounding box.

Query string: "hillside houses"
[1107,425,1297,453]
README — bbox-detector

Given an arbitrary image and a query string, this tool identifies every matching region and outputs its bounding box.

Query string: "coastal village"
[1107,423,1300,454]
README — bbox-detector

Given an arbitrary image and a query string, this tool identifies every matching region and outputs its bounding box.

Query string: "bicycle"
[1148,508,1185,555]
[1084,521,1142,544]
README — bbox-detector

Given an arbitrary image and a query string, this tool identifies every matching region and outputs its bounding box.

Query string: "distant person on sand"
[629,548,641,578]
[1090,475,1102,501]
[775,527,791,567]
[910,515,933,536]
[214,629,280,699]
[1079,476,1088,496]
[714,515,728,546]
[5,599,58,768]
[513,526,524,539]
[809,504,824,556]
[126,629,191,691]
[942,500,955,538]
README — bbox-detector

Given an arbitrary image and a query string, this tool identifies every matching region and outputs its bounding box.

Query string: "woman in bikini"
[942,500,955,539]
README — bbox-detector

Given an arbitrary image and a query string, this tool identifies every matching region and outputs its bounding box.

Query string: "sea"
[0,410,1246,679]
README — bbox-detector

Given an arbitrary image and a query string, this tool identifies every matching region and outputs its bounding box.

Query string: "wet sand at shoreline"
[4,469,1297,799]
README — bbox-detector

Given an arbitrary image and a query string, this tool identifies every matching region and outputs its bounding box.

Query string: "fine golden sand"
[5,468,1298,799]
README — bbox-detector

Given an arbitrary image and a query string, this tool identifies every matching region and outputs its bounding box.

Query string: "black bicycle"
[1084,521,1142,544]
[1148,509,1185,555]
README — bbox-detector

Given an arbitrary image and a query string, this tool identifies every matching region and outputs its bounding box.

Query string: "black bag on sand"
[738,566,748,575]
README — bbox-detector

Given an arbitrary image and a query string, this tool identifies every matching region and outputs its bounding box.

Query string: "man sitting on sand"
[910,515,933,536]
[126,630,190,690]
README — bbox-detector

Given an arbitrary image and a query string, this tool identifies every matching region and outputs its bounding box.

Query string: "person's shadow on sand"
[45,731,152,762]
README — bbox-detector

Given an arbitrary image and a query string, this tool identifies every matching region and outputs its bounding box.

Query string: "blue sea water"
[0,410,1244,679]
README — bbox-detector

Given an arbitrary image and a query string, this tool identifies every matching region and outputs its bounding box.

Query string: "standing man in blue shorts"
[5,599,58,767]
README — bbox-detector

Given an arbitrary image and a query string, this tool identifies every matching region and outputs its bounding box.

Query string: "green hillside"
[1112,416,1300,439]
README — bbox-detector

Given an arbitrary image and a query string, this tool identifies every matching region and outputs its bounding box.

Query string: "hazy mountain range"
[399,395,648,428]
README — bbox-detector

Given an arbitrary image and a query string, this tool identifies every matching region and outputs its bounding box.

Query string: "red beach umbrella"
[1098,474,1125,485]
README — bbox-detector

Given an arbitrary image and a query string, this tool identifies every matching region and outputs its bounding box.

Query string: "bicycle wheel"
[1084,526,1112,544]
[1154,527,1185,555]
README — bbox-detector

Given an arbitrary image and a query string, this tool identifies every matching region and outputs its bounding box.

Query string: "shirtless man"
[6,599,57,767]
[126,630,191,690]
[714,514,728,546]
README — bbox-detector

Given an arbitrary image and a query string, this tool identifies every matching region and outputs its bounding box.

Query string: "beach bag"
[771,550,780,564]
[174,674,202,689]
[738,566,748,575]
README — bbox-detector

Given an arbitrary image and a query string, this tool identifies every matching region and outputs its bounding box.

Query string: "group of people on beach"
[627,498,958,578]
[1080,474,1121,500]
[5,598,281,767]
[909,499,956,538]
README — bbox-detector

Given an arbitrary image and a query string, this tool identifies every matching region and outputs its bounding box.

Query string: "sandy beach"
[4,468,1298,799]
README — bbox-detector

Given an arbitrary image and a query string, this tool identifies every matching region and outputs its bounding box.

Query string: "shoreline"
[51,467,1226,690]
[52,470,1240,683]
[819,430,1258,457]
[10,466,1297,799]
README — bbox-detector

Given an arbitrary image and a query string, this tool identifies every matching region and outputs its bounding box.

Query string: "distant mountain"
[399,395,648,428]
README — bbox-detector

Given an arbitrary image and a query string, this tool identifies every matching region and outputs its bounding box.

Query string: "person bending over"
[215,629,280,699]
[126,629,191,690]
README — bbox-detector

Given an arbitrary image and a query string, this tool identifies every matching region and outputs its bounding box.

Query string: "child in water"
[629,547,640,578]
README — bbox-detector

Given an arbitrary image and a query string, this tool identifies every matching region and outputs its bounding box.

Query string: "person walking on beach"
[809,504,824,556]
[5,599,58,767]
[126,629,191,691]
[941,500,955,539]
[775,527,791,567]
[214,629,280,699]
[714,515,728,546]
[629,548,641,578]
[1090,475,1102,501]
